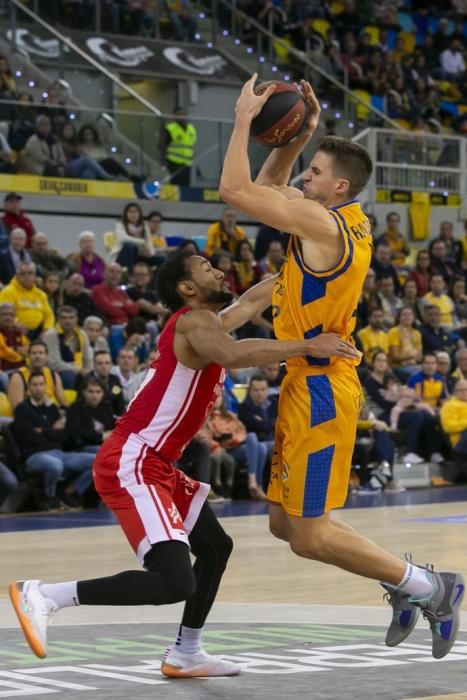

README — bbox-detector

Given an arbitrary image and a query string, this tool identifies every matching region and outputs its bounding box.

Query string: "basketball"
[250,81,310,148]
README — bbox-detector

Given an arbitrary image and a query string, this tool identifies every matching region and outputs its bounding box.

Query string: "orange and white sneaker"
[161,645,241,678]
[9,580,57,659]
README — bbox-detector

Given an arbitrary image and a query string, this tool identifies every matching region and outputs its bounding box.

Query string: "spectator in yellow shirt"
[422,273,455,328]
[357,308,389,365]
[387,307,423,379]
[0,302,29,372]
[440,379,467,460]
[375,212,410,267]
[0,262,54,339]
[206,207,245,257]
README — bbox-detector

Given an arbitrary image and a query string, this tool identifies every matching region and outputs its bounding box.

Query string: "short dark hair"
[27,370,45,385]
[79,374,105,396]
[29,340,48,353]
[316,136,373,198]
[249,373,268,387]
[156,250,194,312]
[386,211,400,222]
[147,210,163,220]
[57,305,77,317]
[94,350,111,360]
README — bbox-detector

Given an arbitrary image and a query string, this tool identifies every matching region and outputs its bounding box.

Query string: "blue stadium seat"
[397,12,415,32]
[427,16,440,34]
[386,29,398,50]
[440,101,459,116]
[192,235,208,252]
[166,236,186,247]
[371,95,385,112]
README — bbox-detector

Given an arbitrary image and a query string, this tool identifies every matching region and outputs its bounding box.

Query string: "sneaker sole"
[161,662,240,678]
[8,582,47,659]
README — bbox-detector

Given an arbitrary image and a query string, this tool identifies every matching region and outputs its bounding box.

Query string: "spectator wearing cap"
[67,231,106,290]
[92,263,140,326]
[30,232,69,278]
[0,227,31,285]
[0,262,54,339]
[2,193,36,248]
[63,273,100,325]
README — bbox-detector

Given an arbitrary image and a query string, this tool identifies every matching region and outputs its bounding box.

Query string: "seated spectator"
[401,279,424,324]
[377,275,403,330]
[260,240,285,274]
[436,351,454,395]
[423,273,455,328]
[8,340,67,410]
[166,0,197,42]
[364,351,441,464]
[37,85,69,133]
[238,374,277,462]
[420,305,455,355]
[431,221,463,267]
[121,316,150,365]
[260,362,285,398]
[68,231,105,290]
[24,115,66,177]
[450,276,467,329]
[126,261,168,326]
[14,371,94,510]
[387,307,422,379]
[90,350,125,416]
[371,241,401,294]
[440,39,465,80]
[111,347,141,405]
[43,305,93,389]
[0,130,16,174]
[233,239,261,295]
[147,210,175,257]
[63,273,100,325]
[65,374,115,453]
[440,379,467,472]
[356,268,381,330]
[357,308,389,365]
[408,249,431,297]
[2,193,36,248]
[0,262,54,339]
[206,207,245,257]
[375,212,410,267]
[111,202,154,270]
[59,121,114,180]
[0,227,31,285]
[354,398,401,493]
[92,263,140,326]
[407,353,447,411]
[253,224,286,262]
[42,272,63,317]
[8,92,35,151]
[30,232,69,278]
[77,124,130,180]
[201,394,267,500]
[430,239,462,282]
[83,316,110,354]
[211,252,238,296]
[0,303,29,373]
[450,348,467,387]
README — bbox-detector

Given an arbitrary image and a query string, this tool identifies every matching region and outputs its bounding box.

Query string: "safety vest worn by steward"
[165,121,197,166]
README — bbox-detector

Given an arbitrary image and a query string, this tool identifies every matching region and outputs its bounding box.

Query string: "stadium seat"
[273,37,292,64]
[166,236,186,247]
[397,12,415,32]
[192,235,208,252]
[231,384,248,403]
[427,16,440,34]
[64,389,77,405]
[351,89,371,121]
[393,118,410,129]
[371,95,385,112]
[0,392,12,418]
[311,18,330,38]
[386,29,398,50]
[364,26,380,45]
[400,32,416,53]
[330,1,344,13]
[440,101,459,116]
[103,231,116,252]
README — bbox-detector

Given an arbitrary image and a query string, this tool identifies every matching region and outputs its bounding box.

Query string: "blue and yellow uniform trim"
[268,200,372,517]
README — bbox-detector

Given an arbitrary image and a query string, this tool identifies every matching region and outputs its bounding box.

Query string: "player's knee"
[289,531,329,561]
[269,521,288,542]
[167,568,197,603]
[221,532,234,562]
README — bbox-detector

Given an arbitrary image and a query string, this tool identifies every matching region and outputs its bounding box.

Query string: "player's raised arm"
[176,309,359,370]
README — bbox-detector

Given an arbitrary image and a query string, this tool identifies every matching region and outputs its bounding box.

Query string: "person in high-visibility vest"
[161,107,197,186]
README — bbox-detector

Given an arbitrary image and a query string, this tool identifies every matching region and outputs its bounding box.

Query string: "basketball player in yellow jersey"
[219,75,464,660]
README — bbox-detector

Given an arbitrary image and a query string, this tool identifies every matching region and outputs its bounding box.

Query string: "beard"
[201,286,234,307]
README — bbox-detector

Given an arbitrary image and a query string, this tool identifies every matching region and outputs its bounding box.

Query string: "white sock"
[175,625,203,655]
[395,563,434,599]
[39,581,79,609]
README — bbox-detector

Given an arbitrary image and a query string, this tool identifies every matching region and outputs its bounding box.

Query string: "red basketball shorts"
[93,431,209,565]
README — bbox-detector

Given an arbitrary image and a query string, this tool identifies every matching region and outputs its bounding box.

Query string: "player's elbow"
[218,182,238,205]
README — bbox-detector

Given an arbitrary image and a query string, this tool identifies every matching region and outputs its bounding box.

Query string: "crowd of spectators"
[234,0,467,134]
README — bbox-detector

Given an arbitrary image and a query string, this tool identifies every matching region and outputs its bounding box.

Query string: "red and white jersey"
[114,307,225,462]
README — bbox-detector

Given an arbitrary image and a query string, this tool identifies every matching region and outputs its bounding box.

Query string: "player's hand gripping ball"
[250,80,310,148]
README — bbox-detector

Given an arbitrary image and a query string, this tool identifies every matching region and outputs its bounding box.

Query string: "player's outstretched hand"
[235,73,276,122]
[298,79,321,137]
[306,333,361,360]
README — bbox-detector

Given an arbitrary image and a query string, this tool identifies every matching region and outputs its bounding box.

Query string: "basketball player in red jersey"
[9,250,359,678]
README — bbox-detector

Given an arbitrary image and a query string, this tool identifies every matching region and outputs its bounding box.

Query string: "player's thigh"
[269,502,289,542]
[284,510,333,558]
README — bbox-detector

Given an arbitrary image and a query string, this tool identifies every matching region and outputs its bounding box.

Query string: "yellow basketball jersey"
[272,200,372,371]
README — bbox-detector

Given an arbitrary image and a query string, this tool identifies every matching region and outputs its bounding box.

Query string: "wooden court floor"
[1,500,467,609]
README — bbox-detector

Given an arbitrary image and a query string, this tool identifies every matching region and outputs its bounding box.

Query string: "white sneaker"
[161,645,241,678]
[402,452,424,465]
[430,452,444,464]
[9,580,57,659]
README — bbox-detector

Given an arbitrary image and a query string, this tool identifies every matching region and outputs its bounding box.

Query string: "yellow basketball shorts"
[267,367,361,517]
